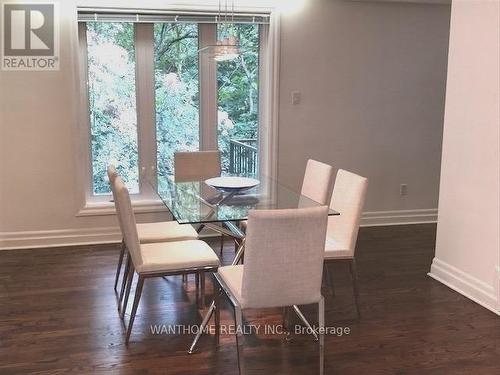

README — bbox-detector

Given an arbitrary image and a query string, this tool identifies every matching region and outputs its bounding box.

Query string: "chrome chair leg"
[200,272,206,308]
[235,306,244,375]
[118,254,130,309]
[195,272,200,307]
[349,259,361,319]
[220,234,224,257]
[214,287,221,346]
[282,306,292,342]
[114,240,126,291]
[293,305,319,341]
[126,275,144,344]
[319,296,325,375]
[282,306,289,332]
[121,265,135,319]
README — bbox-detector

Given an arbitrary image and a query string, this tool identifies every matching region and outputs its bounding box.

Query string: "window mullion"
[258,20,278,182]
[135,23,157,198]
[198,23,218,151]
[77,23,94,202]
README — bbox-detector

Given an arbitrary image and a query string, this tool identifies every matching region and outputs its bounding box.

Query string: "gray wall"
[278,0,450,211]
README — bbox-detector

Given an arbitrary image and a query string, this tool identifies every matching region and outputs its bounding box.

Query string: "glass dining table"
[154,173,339,353]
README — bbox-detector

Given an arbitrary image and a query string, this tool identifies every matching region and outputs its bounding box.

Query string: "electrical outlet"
[291,91,301,105]
[400,184,408,196]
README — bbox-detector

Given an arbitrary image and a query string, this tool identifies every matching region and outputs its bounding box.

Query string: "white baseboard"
[0,226,222,251]
[361,208,437,227]
[0,209,437,250]
[429,258,499,316]
[0,227,122,250]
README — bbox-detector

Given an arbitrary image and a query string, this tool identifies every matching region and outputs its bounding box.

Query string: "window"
[78,10,277,207]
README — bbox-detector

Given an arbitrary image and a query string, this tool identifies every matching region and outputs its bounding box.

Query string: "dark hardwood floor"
[0,224,498,374]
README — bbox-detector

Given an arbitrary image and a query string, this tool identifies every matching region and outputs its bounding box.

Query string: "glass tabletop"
[154,174,339,225]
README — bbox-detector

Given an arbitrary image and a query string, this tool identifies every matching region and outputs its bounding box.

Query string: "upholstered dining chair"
[174,149,224,245]
[300,159,335,205]
[240,159,334,233]
[324,169,368,318]
[213,206,329,374]
[174,150,221,183]
[107,166,198,304]
[113,176,220,344]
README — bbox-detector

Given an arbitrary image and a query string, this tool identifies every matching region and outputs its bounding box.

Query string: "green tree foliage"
[217,24,259,172]
[87,22,138,194]
[154,23,199,178]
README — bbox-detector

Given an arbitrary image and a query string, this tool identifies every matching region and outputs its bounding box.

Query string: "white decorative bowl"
[205,176,260,192]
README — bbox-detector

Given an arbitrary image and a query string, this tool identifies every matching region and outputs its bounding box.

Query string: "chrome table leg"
[188,300,215,354]
[293,305,319,341]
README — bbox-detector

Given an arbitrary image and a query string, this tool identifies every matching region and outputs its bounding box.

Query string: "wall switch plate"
[291,91,301,105]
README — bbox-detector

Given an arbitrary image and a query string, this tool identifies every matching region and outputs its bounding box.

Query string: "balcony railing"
[229,139,258,176]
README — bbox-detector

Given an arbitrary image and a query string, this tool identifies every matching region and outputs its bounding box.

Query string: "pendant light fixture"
[199,0,240,62]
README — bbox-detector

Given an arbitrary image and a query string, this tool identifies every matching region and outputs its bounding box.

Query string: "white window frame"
[75,8,280,217]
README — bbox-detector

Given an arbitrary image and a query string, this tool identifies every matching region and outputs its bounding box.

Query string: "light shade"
[199,36,240,61]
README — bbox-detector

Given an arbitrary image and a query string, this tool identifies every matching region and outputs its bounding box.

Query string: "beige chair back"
[113,176,143,268]
[300,159,334,204]
[241,206,329,309]
[328,169,368,256]
[107,165,125,235]
[107,165,118,184]
[174,151,221,182]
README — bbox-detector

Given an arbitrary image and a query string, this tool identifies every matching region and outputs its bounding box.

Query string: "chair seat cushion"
[324,237,353,260]
[218,265,244,304]
[137,222,198,243]
[137,240,219,274]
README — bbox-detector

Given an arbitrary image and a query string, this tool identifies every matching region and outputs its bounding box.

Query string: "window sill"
[76,199,169,217]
